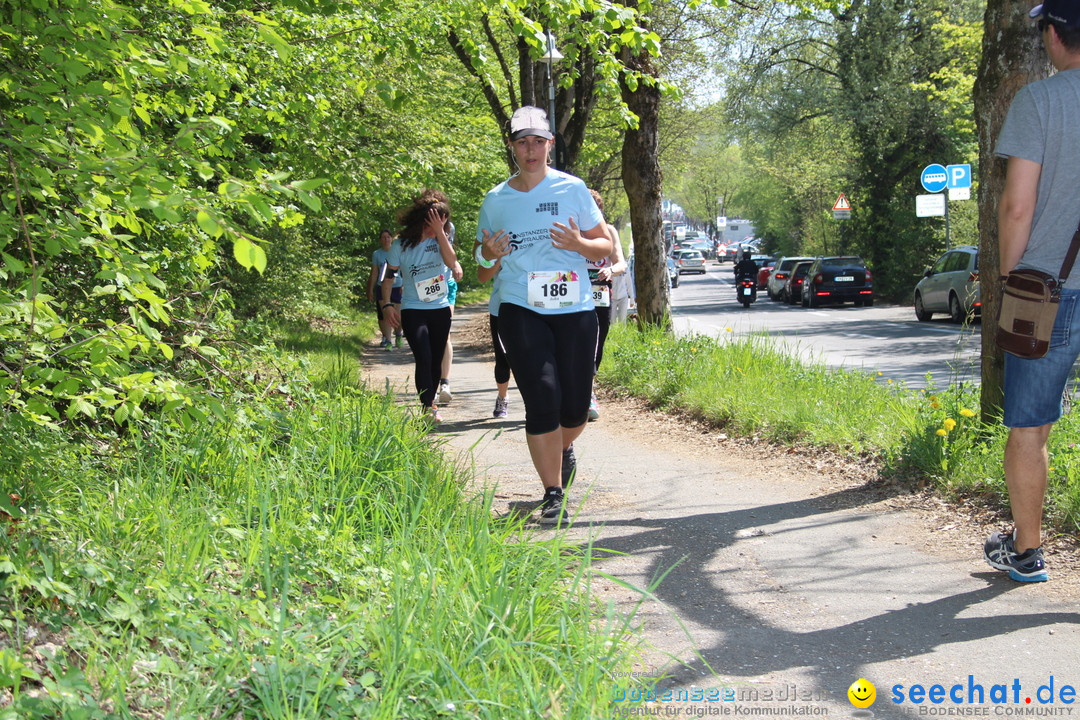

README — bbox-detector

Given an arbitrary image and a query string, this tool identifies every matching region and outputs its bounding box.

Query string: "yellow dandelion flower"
[930,401,941,409]
[887,379,894,384]
[960,408,976,418]
[653,340,661,345]
[929,395,938,401]
[943,418,957,432]
[936,429,948,437]
[691,347,698,353]
[725,328,733,333]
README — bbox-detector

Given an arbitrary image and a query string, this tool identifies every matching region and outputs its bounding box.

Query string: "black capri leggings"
[489,314,511,385]
[401,306,453,408]
[594,305,611,374]
[497,303,598,435]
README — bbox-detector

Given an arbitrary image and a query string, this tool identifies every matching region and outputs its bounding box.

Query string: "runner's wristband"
[382,303,394,309]
[475,244,496,268]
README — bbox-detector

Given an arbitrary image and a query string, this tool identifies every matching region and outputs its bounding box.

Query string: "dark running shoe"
[538,487,567,525]
[561,445,576,489]
[984,530,1048,583]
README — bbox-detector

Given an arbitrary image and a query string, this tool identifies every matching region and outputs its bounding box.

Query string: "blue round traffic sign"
[921,164,948,193]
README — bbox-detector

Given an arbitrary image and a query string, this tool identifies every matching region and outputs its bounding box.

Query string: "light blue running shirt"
[477,169,605,315]
[386,237,452,311]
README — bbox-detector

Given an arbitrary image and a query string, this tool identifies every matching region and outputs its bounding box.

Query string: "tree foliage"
[673,0,984,299]
[0,0,682,432]
[0,0,506,431]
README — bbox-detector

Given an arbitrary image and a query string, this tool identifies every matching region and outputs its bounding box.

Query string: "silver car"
[672,249,706,275]
[913,246,981,323]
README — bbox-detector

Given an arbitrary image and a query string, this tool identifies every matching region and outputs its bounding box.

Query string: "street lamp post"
[539,29,563,169]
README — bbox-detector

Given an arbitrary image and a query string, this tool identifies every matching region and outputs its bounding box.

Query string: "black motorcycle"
[737,275,757,308]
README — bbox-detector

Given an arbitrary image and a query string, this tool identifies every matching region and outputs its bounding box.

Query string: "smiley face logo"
[848,678,876,709]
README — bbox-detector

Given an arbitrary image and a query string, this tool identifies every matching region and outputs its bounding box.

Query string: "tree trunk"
[620,45,669,329]
[973,0,1051,423]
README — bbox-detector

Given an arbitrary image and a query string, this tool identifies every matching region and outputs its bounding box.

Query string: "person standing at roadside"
[367,229,404,349]
[476,106,610,523]
[585,189,628,421]
[983,0,1080,583]
[382,190,458,423]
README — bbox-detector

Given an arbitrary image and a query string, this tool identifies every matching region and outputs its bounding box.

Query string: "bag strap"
[1058,217,1080,283]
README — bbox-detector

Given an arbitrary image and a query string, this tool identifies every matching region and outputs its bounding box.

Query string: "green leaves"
[0,0,325,428]
[233,236,268,273]
[196,210,223,238]
[257,23,293,62]
[0,648,41,690]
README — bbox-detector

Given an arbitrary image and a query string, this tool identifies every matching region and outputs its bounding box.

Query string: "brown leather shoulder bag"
[996,222,1080,359]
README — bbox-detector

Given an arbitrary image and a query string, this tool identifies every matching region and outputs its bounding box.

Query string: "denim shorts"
[1003,288,1080,427]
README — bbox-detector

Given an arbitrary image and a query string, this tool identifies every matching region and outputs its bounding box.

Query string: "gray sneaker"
[984,529,1048,582]
[493,396,509,418]
[437,382,452,405]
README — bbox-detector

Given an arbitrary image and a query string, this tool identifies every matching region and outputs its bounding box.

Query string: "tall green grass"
[0,322,647,718]
[599,322,1080,534]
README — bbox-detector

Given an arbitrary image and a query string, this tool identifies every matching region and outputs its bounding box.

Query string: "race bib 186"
[527,270,581,309]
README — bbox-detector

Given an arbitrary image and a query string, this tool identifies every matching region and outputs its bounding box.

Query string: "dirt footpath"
[362,303,1080,719]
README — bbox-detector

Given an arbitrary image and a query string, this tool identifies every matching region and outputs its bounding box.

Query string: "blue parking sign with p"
[947,164,971,190]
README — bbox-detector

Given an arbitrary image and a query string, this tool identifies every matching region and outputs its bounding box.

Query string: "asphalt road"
[670,262,983,389]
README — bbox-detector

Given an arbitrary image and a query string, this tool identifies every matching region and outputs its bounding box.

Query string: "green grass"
[0,315,650,719]
[599,322,1080,535]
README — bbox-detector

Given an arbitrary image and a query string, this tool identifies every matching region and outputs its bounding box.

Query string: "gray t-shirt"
[995,67,1080,289]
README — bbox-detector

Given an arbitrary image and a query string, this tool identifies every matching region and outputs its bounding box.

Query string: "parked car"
[801,256,874,307]
[783,260,814,304]
[672,249,706,275]
[767,256,814,300]
[913,246,980,323]
[757,259,776,290]
[667,256,680,289]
